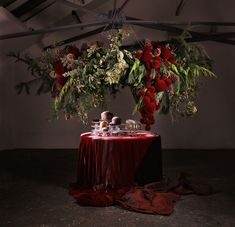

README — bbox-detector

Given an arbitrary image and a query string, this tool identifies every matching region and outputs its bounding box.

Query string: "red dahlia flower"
[53,60,68,88]
[54,60,65,75]
[162,75,173,86]
[143,52,152,63]
[169,56,176,64]
[143,96,151,104]
[155,79,167,92]
[148,86,155,93]
[138,90,145,97]
[164,59,169,67]
[161,47,172,60]
[145,82,152,89]
[135,50,143,59]
[66,46,79,58]
[153,56,161,70]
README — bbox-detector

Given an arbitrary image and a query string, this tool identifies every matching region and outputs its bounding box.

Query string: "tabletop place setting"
[91,111,145,137]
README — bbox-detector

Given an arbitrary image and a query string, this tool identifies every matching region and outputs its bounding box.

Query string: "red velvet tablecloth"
[74,132,162,192]
[70,132,212,213]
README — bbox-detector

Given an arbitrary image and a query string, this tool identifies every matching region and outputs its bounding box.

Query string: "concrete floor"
[0,149,235,227]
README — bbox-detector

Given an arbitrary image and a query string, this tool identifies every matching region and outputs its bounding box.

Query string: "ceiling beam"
[44,25,112,49]
[11,0,47,18]
[22,0,56,22]
[124,20,235,27]
[0,20,110,40]
[5,0,27,11]
[125,17,235,45]
[0,0,16,7]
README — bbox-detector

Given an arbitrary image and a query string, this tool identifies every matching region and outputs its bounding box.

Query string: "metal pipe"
[44,25,112,49]
[0,20,111,40]
[123,20,235,26]
[125,17,235,45]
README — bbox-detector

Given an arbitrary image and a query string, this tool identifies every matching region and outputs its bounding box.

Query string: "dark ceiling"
[0,0,235,47]
[1,0,58,22]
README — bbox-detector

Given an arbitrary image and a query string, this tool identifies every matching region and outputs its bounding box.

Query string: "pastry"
[101,111,114,122]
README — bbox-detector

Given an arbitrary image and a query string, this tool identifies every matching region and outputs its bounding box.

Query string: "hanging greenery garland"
[9,29,216,130]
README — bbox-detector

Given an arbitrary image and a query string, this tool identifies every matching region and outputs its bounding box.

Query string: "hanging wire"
[99,0,119,47]
[127,24,145,49]
[98,0,144,50]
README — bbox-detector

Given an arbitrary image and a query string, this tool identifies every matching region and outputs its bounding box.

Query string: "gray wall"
[0,0,235,149]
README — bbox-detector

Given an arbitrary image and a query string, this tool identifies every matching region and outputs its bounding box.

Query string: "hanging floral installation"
[9,29,216,130]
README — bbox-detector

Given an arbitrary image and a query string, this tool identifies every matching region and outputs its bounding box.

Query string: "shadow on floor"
[0,149,77,188]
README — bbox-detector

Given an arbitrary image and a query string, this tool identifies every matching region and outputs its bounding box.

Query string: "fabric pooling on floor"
[69,173,213,215]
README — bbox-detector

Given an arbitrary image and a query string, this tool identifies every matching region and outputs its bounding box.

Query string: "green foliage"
[168,38,216,118]
[128,59,146,87]
[8,51,55,95]
[9,29,216,124]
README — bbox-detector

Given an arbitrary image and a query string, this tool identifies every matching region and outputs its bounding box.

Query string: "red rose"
[153,56,161,70]
[144,96,151,104]
[164,59,169,67]
[146,73,151,81]
[56,74,67,86]
[144,39,152,51]
[161,47,172,60]
[166,78,172,86]
[169,55,176,64]
[154,48,161,57]
[135,50,143,59]
[155,79,167,92]
[148,86,155,93]
[150,102,156,111]
[66,46,79,58]
[54,60,65,75]
[143,52,152,62]
[138,90,145,97]
[145,91,152,98]
[145,82,152,89]
[144,103,153,113]
[162,75,172,86]
[162,75,167,81]
[148,92,155,102]
[53,60,68,87]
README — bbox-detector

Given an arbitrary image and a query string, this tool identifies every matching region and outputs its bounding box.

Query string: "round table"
[75,132,162,192]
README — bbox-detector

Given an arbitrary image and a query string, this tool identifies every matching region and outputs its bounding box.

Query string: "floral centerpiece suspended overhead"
[10,29,215,130]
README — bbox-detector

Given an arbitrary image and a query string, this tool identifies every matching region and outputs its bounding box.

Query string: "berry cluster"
[135,40,176,130]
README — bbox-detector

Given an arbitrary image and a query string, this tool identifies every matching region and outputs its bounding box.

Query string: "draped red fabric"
[70,173,212,215]
[75,132,162,191]
[115,173,213,215]
[70,133,212,215]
